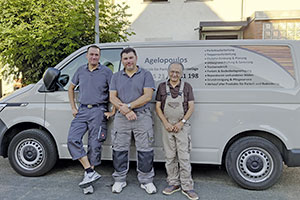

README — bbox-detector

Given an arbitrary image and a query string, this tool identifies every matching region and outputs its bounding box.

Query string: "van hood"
[0,84,35,103]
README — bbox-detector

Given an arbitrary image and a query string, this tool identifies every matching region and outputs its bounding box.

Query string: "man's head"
[86,45,101,67]
[168,62,184,83]
[120,47,138,72]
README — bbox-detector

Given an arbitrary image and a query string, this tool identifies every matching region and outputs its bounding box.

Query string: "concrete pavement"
[1,158,300,200]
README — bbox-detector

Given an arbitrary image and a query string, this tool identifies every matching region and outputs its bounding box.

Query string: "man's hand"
[163,121,174,132]
[104,111,114,119]
[173,121,184,133]
[125,110,137,121]
[72,108,78,117]
[119,103,131,115]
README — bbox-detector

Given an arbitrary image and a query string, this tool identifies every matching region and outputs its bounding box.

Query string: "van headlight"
[0,104,7,112]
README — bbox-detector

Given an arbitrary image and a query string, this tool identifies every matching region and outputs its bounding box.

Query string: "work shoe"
[83,185,94,195]
[162,185,181,195]
[79,171,101,188]
[182,190,199,200]
[112,182,127,193]
[140,182,157,194]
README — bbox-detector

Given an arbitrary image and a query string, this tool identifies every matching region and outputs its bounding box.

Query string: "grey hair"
[168,62,185,72]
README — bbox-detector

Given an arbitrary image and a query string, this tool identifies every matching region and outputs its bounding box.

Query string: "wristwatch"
[181,119,186,124]
[127,103,131,109]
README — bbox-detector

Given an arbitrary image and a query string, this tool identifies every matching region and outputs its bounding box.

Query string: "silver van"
[1,40,300,190]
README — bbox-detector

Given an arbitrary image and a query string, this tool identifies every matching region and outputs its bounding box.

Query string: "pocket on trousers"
[111,129,117,147]
[188,134,192,153]
[147,128,155,147]
[98,125,107,142]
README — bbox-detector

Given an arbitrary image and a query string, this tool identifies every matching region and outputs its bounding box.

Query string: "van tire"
[225,136,283,190]
[8,129,57,177]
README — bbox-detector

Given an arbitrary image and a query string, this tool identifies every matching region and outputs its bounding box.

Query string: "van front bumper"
[0,118,8,157]
[284,149,300,167]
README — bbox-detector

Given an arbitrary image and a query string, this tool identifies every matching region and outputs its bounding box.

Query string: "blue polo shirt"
[110,67,155,112]
[71,63,113,105]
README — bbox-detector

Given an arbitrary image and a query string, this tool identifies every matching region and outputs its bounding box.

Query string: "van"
[1,40,300,190]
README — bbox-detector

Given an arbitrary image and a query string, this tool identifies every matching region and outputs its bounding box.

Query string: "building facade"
[114,0,300,41]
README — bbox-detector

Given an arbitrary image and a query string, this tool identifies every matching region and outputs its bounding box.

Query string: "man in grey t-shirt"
[67,45,113,194]
[109,47,157,194]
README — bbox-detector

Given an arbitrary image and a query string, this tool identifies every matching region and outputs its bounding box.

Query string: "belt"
[135,107,151,114]
[80,103,104,109]
[116,107,150,114]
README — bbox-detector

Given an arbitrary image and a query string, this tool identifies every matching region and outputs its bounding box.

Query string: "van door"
[44,48,122,159]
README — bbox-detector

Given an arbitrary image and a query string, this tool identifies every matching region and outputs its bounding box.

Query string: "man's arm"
[119,88,153,114]
[110,90,137,120]
[104,105,116,119]
[173,101,194,133]
[156,101,173,132]
[68,83,78,117]
[109,90,123,110]
[183,101,195,121]
[131,88,153,109]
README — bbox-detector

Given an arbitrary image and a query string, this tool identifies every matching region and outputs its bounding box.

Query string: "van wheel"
[225,136,283,190]
[8,129,57,176]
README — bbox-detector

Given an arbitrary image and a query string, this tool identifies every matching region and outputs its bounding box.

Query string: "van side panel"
[135,42,300,164]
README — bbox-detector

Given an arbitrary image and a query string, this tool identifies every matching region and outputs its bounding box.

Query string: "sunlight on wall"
[114,0,148,23]
[243,0,300,18]
[204,0,242,21]
[113,0,300,41]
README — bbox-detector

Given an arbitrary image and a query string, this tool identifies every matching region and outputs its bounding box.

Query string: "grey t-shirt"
[71,64,113,105]
[109,67,155,112]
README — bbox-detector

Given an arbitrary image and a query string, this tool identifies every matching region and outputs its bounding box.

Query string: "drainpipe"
[95,0,99,43]
[241,0,244,20]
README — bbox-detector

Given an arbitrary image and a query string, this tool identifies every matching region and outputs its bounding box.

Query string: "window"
[59,48,122,90]
[100,48,122,73]
[263,22,300,40]
[201,32,242,40]
[205,35,238,40]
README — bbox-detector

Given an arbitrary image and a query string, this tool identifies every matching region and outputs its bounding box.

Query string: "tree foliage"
[0,0,134,84]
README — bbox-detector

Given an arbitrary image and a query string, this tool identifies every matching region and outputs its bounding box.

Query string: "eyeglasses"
[170,71,181,74]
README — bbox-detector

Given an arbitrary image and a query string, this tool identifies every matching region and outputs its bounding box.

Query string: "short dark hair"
[87,45,101,53]
[120,47,137,58]
[168,62,185,72]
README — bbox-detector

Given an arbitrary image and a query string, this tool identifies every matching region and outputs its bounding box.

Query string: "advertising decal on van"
[140,45,295,89]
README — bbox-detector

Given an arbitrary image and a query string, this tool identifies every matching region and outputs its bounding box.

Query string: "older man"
[109,47,157,194]
[156,62,199,200]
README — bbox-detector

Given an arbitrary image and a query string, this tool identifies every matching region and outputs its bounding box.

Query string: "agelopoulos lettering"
[144,57,188,65]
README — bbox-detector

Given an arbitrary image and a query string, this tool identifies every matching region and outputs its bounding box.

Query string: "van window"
[100,48,122,73]
[136,45,296,89]
[59,48,122,90]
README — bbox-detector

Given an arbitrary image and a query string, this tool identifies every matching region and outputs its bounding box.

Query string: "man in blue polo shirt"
[109,47,157,194]
[67,45,113,194]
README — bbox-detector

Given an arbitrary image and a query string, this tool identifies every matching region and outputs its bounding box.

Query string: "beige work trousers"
[162,82,194,190]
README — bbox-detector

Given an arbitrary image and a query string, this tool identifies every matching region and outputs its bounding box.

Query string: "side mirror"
[43,68,60,91]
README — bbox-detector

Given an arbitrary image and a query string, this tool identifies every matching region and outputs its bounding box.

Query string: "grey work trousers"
[67,105,107,167]
[112,108,155,184]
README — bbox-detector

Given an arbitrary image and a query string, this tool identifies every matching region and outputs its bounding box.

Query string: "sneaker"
[79,171,101,188]
[140,182,157,194]
[162,185,181,195]
[112,182,127,193]
[83,185,94,195]
[182,190,199,200]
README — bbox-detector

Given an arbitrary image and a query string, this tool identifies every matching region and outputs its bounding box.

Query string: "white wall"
[0,64,16,97]
[115,0,300,41]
